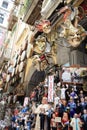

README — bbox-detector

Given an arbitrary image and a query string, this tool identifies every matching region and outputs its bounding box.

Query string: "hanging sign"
[23,97,29,107]
[48,75,54,102]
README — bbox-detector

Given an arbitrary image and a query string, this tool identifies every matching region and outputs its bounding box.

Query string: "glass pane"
[2,1,8,9]
[0,17,4,23]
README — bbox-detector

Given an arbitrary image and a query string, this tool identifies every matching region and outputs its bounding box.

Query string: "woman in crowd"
[62,111,70,130]
[50,112,57,130]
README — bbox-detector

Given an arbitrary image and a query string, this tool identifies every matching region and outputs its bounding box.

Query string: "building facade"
[1,0,87,95]
[0,0,14,58]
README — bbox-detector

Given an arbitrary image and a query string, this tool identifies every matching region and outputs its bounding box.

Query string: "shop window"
[2,1,8,9]
[0,14,4,24]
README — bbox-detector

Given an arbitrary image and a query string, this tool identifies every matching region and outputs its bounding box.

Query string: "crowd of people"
[0,79,87,130]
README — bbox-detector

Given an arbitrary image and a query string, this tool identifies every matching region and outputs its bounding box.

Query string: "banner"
[23,97,29,107]
[48,75,54,102]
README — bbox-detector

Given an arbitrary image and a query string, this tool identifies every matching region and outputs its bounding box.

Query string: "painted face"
[42,23,51,34]
[42,97,48,104]
[35,20,51,33]
[67,34,81,47]
[35,36,46,53]
[36,40,46,51]
[59,19,86,47]
[67,26,86,47]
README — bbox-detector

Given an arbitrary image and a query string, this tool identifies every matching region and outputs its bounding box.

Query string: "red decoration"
[35,20,51,33]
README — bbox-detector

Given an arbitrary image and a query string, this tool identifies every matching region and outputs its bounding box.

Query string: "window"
[0,14,4,24]
[2,1,8,9]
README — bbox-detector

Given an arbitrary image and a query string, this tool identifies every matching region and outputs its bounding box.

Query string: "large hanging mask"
[59,18,87,47]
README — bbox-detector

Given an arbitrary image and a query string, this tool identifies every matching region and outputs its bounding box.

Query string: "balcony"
[8,9,18,31]
[23,0,42,25]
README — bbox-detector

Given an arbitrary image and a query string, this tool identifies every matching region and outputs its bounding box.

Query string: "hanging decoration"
[34,35,47,53]
[58,5,87,47]
[48,75,54,102]
[59,17,87,47]
[35,20,51,34]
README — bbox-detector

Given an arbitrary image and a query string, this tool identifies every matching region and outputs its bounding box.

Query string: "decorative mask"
[35,36,46,53]
[59,18,87,47]
[35,20,51,33]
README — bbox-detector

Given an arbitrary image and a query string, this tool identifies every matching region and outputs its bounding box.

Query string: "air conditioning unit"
[70,50,87,66]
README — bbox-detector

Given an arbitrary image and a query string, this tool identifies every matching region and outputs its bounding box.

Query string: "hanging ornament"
[35,20,51,34]
[59,17,87,47]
